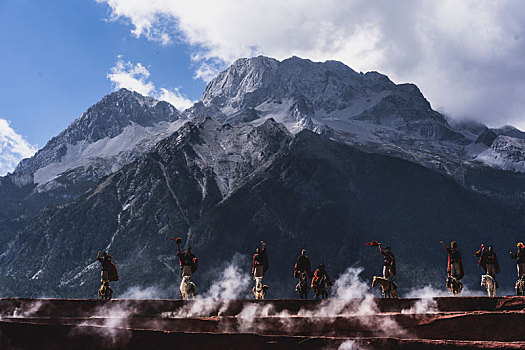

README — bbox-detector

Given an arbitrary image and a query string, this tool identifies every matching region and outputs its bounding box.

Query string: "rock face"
[475,136,525,173]
[14,88,182,185]
[0,118,293,296]
[0,89,183,254]
[195,56,525,201]
[475,129,498,147]
[198,56,464,144]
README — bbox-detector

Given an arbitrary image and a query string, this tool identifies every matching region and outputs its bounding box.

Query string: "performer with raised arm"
[441,241,464,280]
[378,243,396,281]
[252,241,268,279]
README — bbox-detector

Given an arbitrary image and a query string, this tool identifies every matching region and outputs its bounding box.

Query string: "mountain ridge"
[1,119,523,297]
[1,55,525,298]
[14,88,182,177]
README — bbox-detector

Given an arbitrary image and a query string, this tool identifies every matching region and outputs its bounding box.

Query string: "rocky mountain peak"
[494,125,525,140]
[201,56,279,111]
[194,55,471,178]
[258,117,291,133]
[68,88,180,143]
[14,89,181,175]
[201,55,379,115]
[198,56,455,133]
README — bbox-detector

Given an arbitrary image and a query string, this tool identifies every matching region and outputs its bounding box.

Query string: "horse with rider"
[441,241,464,295]
[173,237,198,299]
[311,264,332,300]
[475,244,500,297]
[96,251,118,300]
[510,242,525,295]
[294,249,313,299]
[252,241,269,299]
[367,241,397,298]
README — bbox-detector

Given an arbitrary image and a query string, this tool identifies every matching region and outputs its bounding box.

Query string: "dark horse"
[295,271,309,299]
[312,275,328,300]
[446,276,463,295]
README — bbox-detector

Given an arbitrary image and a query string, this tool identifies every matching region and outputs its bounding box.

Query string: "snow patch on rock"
[34,120,186,186]
[475,136,525,173]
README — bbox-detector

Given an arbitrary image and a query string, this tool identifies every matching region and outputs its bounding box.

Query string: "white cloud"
[0,119,37,176]
[107,56,155,96]
[192,60,220,83]
[97,0,525,129]
[157,87,194,110]
[107,55,195,111]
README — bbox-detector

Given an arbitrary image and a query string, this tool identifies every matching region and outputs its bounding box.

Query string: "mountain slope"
[2,56,525,299]
[193,56,525,202]
[14,88,183,186]
[0,118,292,296]
[1,120,522,298]
[0,89,185,257]
[188,130,525,295]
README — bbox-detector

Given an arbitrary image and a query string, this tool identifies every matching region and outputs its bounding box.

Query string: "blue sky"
[1,0,524,175]
[0,0,205,148]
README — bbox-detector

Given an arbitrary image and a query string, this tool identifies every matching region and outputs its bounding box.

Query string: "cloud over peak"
[0,119,37,176]
[107,55,195,111]
[97,0,525,129]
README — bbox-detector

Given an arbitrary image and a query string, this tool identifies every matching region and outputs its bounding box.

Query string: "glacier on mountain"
[33,120,186,187]
[7,55,525,201]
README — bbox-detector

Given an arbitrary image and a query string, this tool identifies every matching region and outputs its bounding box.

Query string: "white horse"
[481,274,497,297]
[180,275,196,300]
[253,277,268,300]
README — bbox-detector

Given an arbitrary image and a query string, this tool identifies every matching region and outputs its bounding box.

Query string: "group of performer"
[439,241,524,284]
[95,238,525,299]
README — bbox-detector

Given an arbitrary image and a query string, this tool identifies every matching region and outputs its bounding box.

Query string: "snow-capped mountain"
[7,56,525,199]
[189,56,475,178]
[12,88,185,191]
[196,56,465,142]
[191,56,525,188]
[1,55,525,298]
[3,56,525,210]
[0,89,186,256]
[1,116,523,298]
